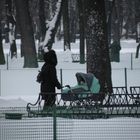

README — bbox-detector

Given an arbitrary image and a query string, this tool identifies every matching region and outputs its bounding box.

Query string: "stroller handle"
[64,85,71,89]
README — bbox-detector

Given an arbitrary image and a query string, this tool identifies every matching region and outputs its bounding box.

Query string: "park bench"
[26,87,140,118]
[130,86,140,104]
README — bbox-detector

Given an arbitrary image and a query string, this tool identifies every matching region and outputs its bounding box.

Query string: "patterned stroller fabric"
[62,72,100,101]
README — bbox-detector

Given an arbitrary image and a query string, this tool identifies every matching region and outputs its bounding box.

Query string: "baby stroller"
[61,72,104,105]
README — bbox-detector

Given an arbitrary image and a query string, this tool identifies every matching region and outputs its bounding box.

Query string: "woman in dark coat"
[40,49,62,108]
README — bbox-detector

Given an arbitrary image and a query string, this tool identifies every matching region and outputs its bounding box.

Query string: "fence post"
[53,105,57,140]
[60,69,63,93]
[131,53,133,70]
[60,69,63,87]
[6,54,9,70]
[124,68,127,89]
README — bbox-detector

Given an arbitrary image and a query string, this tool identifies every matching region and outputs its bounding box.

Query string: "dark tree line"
[0,0,139,53]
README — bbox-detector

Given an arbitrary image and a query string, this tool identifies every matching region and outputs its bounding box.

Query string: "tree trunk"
[37,0,46,60]
[39,0,46,41]
[15,0,38,68]
[69,0,76,43]
[106,0,115,47]
[62,0,70,50]
[0,24,5,64]
[135,0,140,42]
[0,0,5,64]
[6,0,17,59]
[7,15,17,58]
[85,0,112,93]
[112,0,122,43]
[77,0,85,64]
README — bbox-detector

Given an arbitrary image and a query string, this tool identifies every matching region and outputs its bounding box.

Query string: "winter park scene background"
[1,0,140,140]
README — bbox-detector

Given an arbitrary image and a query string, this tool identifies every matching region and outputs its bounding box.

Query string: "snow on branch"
[43,0,62,50]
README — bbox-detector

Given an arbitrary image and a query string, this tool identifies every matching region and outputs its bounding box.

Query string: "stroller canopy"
[62,72,100,99]
[75,72,95,90]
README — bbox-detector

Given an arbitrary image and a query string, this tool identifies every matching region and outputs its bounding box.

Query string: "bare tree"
[85,0,112,93]
[43,0,63,50]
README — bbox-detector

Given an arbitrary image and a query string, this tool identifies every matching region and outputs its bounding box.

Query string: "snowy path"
[0,117,73,140]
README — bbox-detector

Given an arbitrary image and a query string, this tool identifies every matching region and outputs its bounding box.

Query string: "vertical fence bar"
[53,105,57,140]
[6,54,8,70]
[124,68,127,89]
[60,69,63,93]
[131,53,133,70]
[60,69,63,87]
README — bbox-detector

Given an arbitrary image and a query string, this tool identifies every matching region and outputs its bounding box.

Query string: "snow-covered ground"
[0,39,140,140]
[1,117,140,140]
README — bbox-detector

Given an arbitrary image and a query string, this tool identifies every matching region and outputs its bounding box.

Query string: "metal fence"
[0,116,73,140]
[1,53,140,70]
[1,108,140,140]
[71,53,140,69]
[1,87,140,140]
[1,116,140,140]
